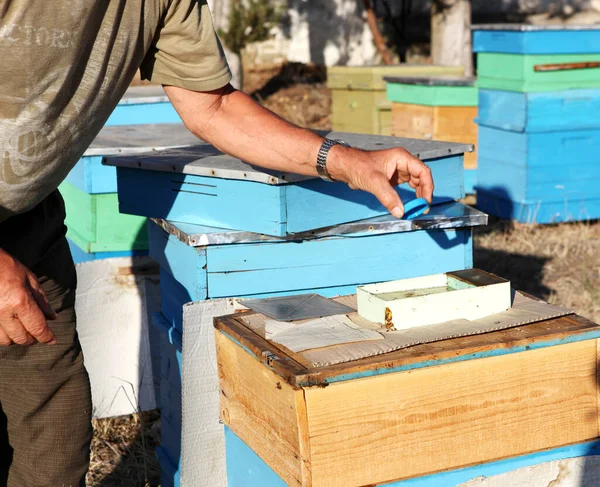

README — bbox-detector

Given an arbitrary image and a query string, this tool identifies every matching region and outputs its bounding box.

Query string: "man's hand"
[328,146,434,218]
[0,249,57,346]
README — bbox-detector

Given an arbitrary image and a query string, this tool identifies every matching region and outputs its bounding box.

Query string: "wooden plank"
[392,104,435,140]
[304,340,599,487]
[478,88,600,133]
[216,329,307,487]
[207,228,472,297]
[477,53,600,92]
[327,65,464,91]
[476,189,600,224]
[224,429,600,487]
[386,83,478,107]
[217,311,600,387]
[472,27,600,55]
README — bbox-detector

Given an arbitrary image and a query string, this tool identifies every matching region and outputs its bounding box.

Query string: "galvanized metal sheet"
[472,24,600,31]
[84,123,202,157]
[151,201,488,247]
[384,76,476,86]
[119,85,169,105]
[242,294,356,322]
[103,131,473,184]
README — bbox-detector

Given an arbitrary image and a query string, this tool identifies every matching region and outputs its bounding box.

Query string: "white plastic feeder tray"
[357,271,511,331]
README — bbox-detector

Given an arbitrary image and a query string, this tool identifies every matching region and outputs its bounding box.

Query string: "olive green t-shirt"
[0,0,231,222]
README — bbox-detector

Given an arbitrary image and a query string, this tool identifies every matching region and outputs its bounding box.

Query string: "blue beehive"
[105,135,480,487]
[105,133,469,237]
[473,24,600,223]
[106,85,180,126]
[63,124,199,262]
[146,204,485,487]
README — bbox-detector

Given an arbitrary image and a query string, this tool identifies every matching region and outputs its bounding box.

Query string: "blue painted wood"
[156,445,181,487]
[67,237,146,264]
[226,426,600,487]
[477,88,600,133]
[65,156,120,194]
[106,102,180,126]
[476,189,600,223]
[476,126,600,214]
[116,155,465,236]
[151,220,473,327]
[473,28,600,54]
[207,229,471,298]
[464,169,476,194]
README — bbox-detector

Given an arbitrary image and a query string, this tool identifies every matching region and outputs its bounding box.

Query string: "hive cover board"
[67,123,200,194]
[105,132,471,237]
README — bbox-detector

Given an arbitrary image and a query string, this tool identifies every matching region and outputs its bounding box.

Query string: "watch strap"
[316,139,350,182]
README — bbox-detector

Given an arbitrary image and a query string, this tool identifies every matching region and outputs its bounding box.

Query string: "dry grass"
[87,411,161,487]
[474,217,600,323]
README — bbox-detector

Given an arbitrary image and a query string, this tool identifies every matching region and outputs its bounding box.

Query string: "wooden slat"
[216,330,308,487]
[304,339,599,487]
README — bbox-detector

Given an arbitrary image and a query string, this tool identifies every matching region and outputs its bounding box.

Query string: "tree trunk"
[431,0,473,77]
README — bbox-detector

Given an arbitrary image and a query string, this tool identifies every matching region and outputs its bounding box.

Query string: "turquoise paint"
[67,237,146,263]
[473,28,600,55]
[106,102,180,126]
[477,88,600,133]
[116,155,465,237]
[464,169,476,194]
[476,189,600,224]
[207,229,471,297]
[225,427,600,487]
[118,169,287,237]
[149,219,472,306]
[65,156,119,194]
[149,222,207,301]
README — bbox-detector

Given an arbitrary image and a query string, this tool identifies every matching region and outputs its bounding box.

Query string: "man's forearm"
[165,83,434,218]
[168,85,332,178]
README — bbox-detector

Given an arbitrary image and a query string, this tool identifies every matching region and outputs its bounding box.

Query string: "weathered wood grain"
[304,339,599,486]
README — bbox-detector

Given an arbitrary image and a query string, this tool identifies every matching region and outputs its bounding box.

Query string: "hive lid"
[83,123,200,157]
[385,76,476,87]
[327,64,465,90]
[119,85,169,105]
[151,201,488,246]
[103,130,473,185]
[472,24,600,32]
[214,269,582,387]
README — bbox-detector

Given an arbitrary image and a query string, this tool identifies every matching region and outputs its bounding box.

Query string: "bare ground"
[88,63,600,486]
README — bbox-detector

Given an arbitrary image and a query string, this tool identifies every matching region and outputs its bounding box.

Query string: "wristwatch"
[316,138,351,182]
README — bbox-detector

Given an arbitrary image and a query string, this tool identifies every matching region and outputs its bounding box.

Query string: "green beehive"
[328,65,464,135]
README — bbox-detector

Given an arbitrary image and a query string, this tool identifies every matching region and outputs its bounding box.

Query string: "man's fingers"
[27,275,57,320]
[0,314,35,346]
[405,158,434,203]
[0,326,12,346]
[371,176,404,218]
[14,292,56,344]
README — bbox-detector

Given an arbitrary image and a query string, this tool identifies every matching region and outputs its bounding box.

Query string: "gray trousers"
[0,191,92,487]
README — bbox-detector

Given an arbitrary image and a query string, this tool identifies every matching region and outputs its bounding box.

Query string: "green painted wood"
[331,90,392,135]
[477,53,600,92]
[59,182,148,252]
[327,65,464,91]
[386,83,478,106]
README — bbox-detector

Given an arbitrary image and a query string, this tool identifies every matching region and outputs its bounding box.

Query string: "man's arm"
[164,84,434,218]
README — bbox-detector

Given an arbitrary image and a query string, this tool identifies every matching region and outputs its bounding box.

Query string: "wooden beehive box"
[386,76,478,170]
[473,25,600,92]
[215,279,600,487]
[327,65,464,135]
[105,133,471,237]
[106,85,180,126]
[61,124,199,253]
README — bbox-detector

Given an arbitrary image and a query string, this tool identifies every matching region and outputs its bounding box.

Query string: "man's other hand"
[0,249,57,346]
